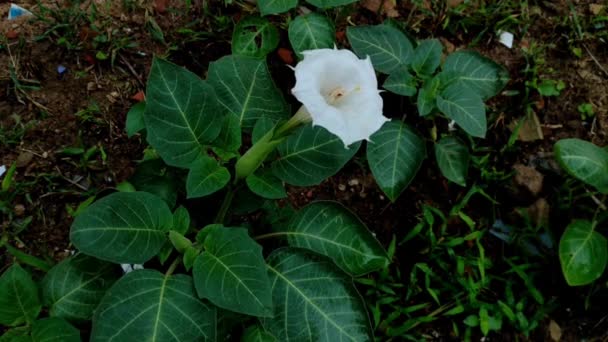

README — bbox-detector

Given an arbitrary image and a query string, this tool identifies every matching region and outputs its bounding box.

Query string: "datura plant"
[0,11,511,342]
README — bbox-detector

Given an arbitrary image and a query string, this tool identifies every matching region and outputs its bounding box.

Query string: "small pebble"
[348,178,359,186]
[14,204,25,216]
[338,184,346,191]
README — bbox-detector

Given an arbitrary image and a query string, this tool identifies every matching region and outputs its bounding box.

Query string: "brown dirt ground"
[1,0,607,340]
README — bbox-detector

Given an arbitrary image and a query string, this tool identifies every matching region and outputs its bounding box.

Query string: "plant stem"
[215,187,235,224]
[254,232,288,241]
[165,257,180,276]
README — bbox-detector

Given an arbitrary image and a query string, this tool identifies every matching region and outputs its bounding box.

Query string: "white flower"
[291,48,389,146]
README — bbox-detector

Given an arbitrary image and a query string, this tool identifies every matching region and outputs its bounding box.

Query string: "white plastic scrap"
[497,30,514,49]
[0,165,5,178]
[120,264,144,274]
[8,4,33,20]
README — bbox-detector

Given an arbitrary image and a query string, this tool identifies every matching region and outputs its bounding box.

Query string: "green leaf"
[554,139,608,193]
[436,84,487,138]
[0,328,31,342]
[252,117,279,144]
[537,79,565,97]
[211,113,242,159]
[0,264,41,326]
[193,226,273,317]
[91,270,216,341]
[286,201,388,275]
[288,13,334,59]
[246,171,286,199]
[411,39,443,76]
[434,136,469,186]
[241,325,277,342]
[186,156,231,198]
[263,248,373,341]
[383,68,417,96]
[42,255,120,321]
[232,16,279,58]
[367,121,426,201]
[272,125,360,186]
[441,50,509,100]
[208,55,289,129]
[172,206,191,235]
[417,76,440,116]
[126,101,146,137]
[305,0,357,8]
[31,318,80,342]
[258,0,297,16]
[559,220,608,286]
[347,24,414,74]
[145,58,223,168]
[130,159,179,208]
[70,192,172,264]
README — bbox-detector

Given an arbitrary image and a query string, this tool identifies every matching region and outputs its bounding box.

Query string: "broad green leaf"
[232,17,279,58]
[32,318,80,342]
[91,270,216,341]
[288,13,334,59]
[252,117,279,144]
[126,101,146,137]
[246,171,286,199]
[258,0,297,16]
[559,220,608,286]
[286,201,388,275]
[554,139,608,193]
[0,328,31,342]
[208,55,289,129]
[130,159,179,208]
[42,255,120,321]
[193,226,273,317]
[411,39,443,76]
[417,76,440,116]
[70,191,172,264]
[145,58,223,168]
[172,206,191,235]
[211,114,242,159]
[263,248,373,341]
[272,125,360,186]
[0,264,41,326]
[434,137,469,186]
[436,84,487,138]
[442,51,509,100]
[305,0,357,8]
[186,156,230,198]
[347,24,414,74]
[383,68,417,96]
[367,121,426,201]
[241,325,277,342]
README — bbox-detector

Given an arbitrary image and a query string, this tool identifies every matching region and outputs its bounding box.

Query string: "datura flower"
[291,48,389,146]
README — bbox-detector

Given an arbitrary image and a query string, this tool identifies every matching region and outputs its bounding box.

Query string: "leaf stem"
[214,186,235,224]
[165,257,180,276]
[254,232,288,241]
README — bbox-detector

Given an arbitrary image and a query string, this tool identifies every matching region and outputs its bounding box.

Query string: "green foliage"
[207,55,289,129]
[288,13,335,59]
[0,264,41,326]
[257,0,297,16]
[125,101,146,137]
[559,220,608,286]
[232,17,279,58]
[193,226,273,317]
[347,24,414,74]
[31,318,81,342]
[367,121,426,201]
[42,255,120,321]
[70,192,172,264]
[145,58,223,168]
[129,159,180,207]
[285,201,388,275]
[411,39,443,76]
[441,51,509,101]
[186,156,231,198]
[383,68,417,96]
[263,248,373,341]
[436,84,487,138]
[91,270,217,341]
[272,125,360,186]
[434,137,470,186]
[246,171,287,199]
[305,0,358,9]
[554,138,608,193]
[241,325,277,341]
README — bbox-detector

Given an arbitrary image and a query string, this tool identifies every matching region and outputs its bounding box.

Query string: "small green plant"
[577,102,595,120]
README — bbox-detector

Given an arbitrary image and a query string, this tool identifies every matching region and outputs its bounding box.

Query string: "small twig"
[119,54,145,88]
[54,166,89,191]
[583,44,608,77]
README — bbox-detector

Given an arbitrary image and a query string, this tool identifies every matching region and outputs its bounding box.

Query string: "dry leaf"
[509,112,544,142]
[361,0,399,17]
[549,320,562,341]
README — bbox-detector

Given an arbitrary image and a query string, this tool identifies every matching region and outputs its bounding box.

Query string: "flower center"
[325,85,361,106]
